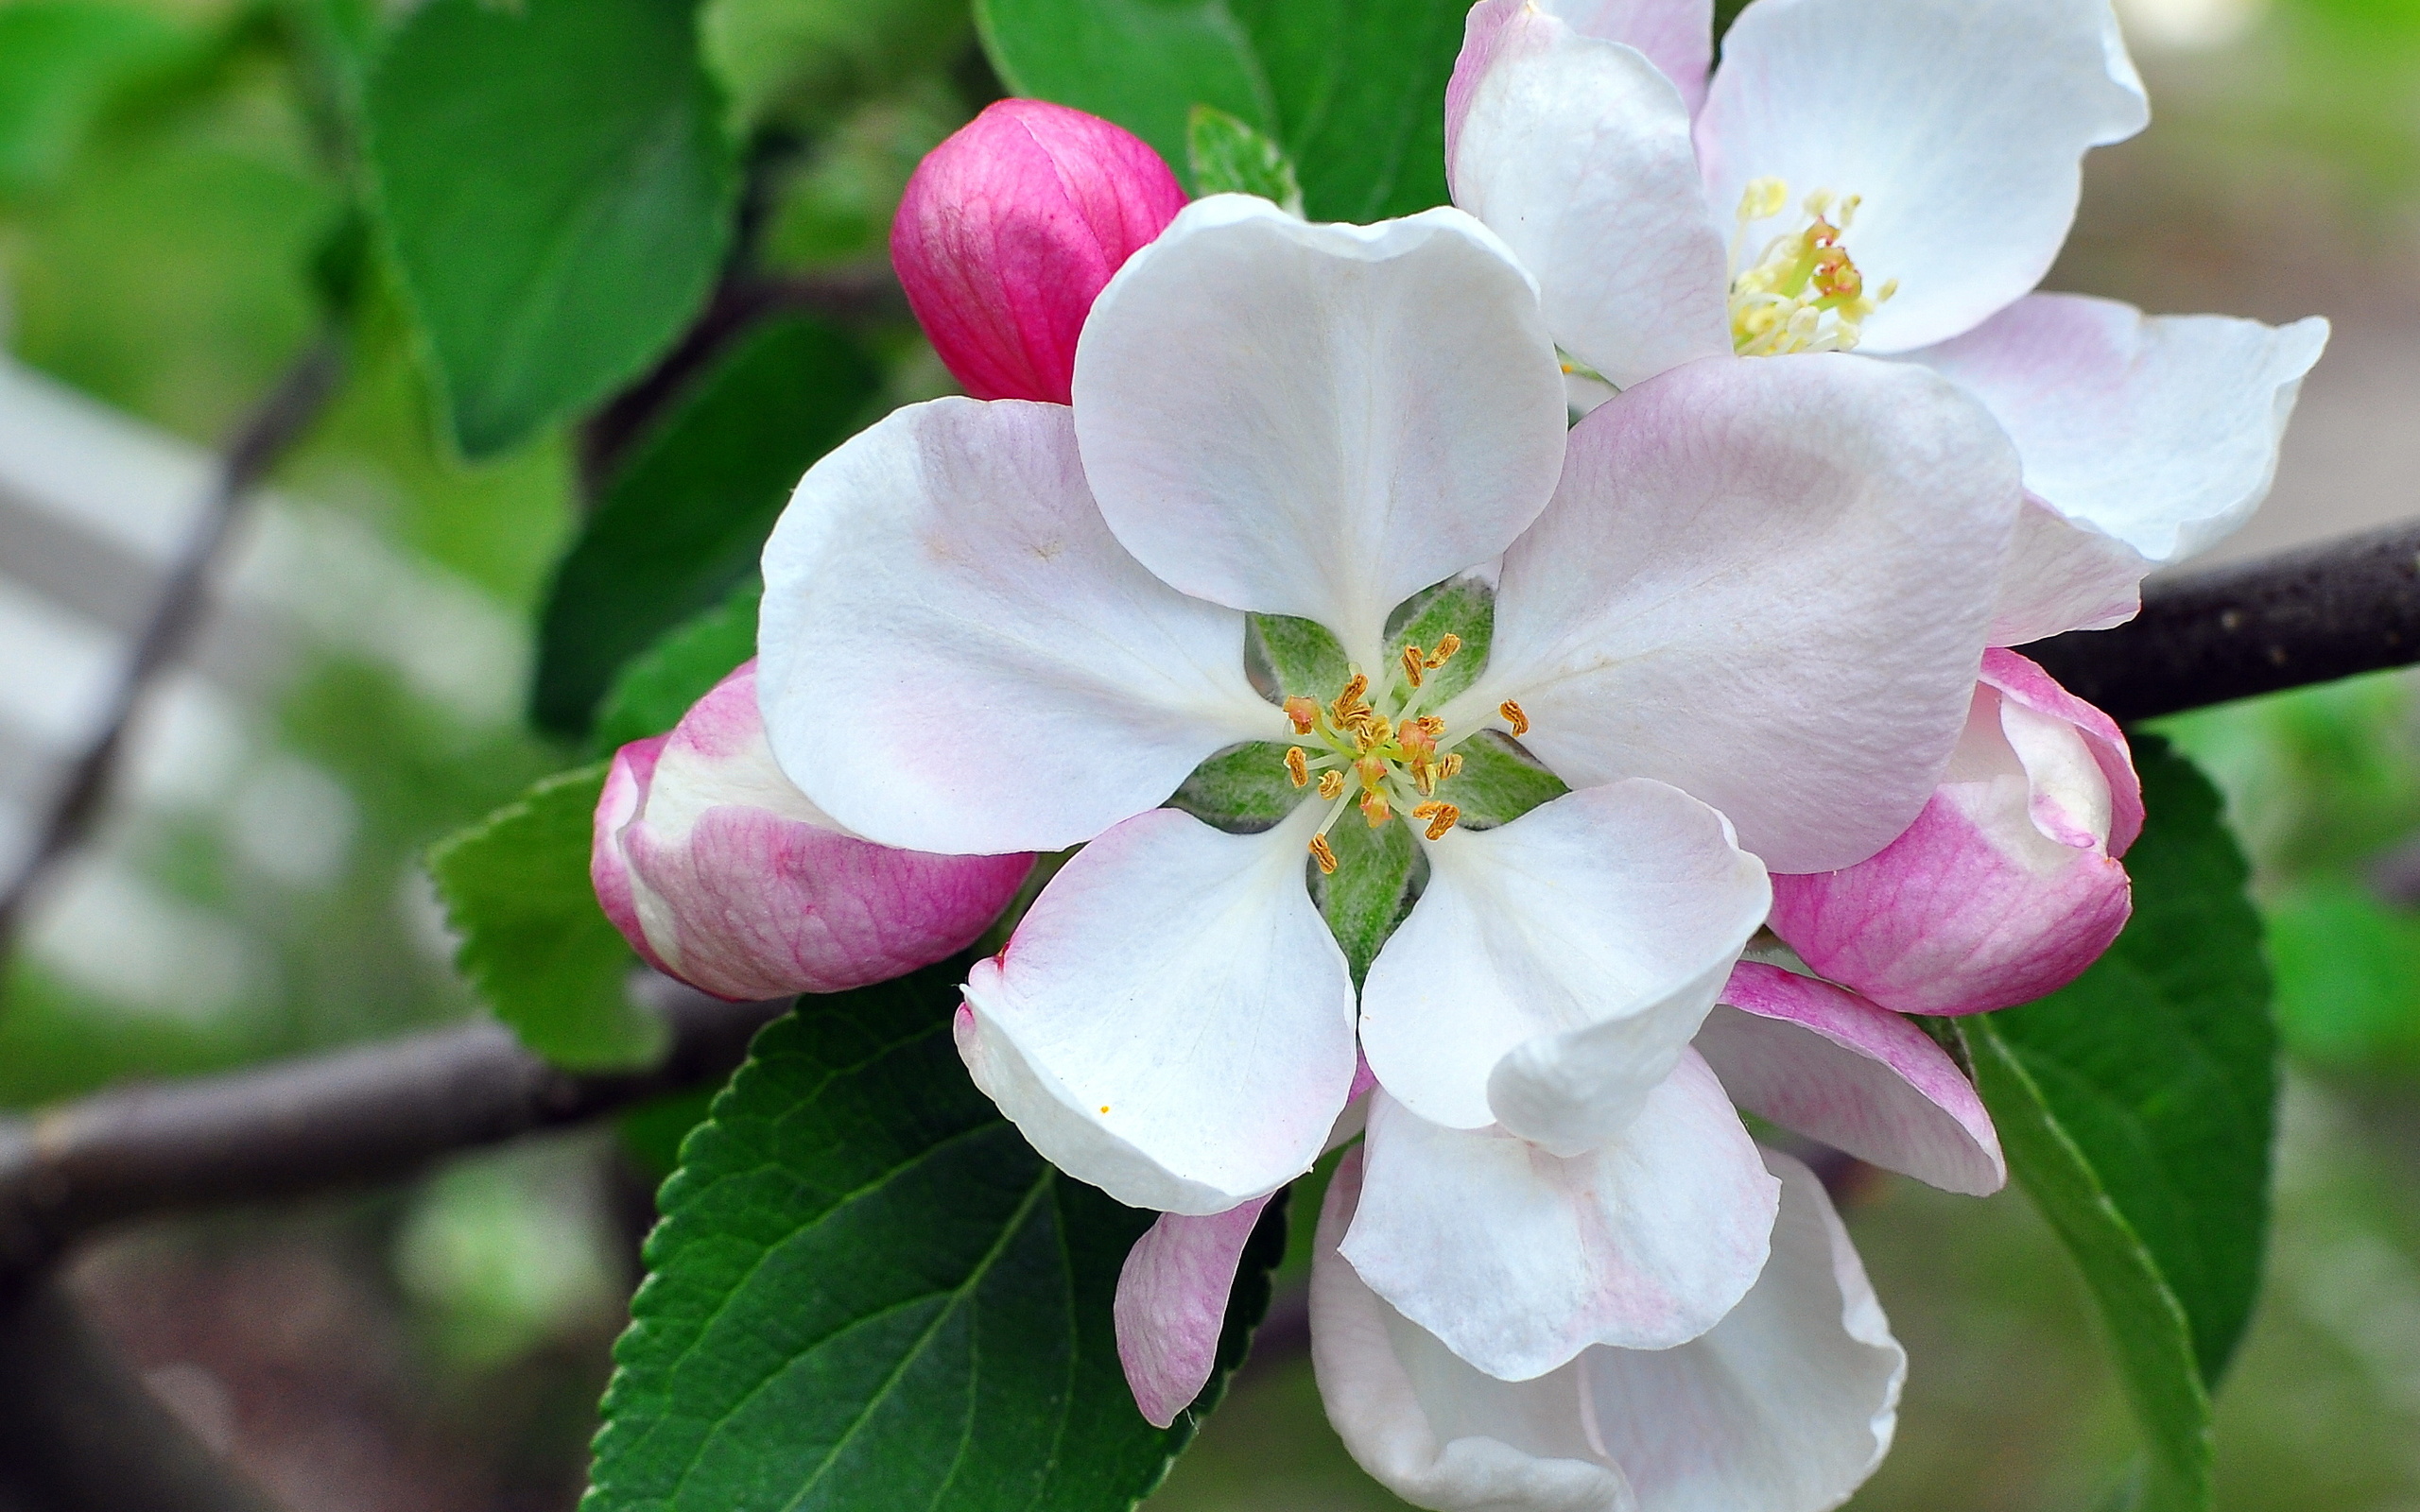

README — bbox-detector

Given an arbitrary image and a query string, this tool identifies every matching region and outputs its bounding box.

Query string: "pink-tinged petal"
[1696,963,2004,1194]
[957,802,1357,1215]
[1697,0,2148,353]
[1770,657,2141,1016]
[597,663,1032,1002]
[1447,0,1731,389]
[1361,781,1768,1155]
[1543,0,1713,113]
[1991,496,2148,646]
[891,98,1186,404]
[758,398,1283,856]
[1342,1066,1778,1381]
[1115,1195,1271,1428]
[1072,196,1566,663]
[1905,295,2329,564]
[1312,1145,1903,1512]
[1467,353,2020,873]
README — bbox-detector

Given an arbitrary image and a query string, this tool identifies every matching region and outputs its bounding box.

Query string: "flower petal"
[1696,0,2149,352]
[957,802,1357,1215]
[1990,496,2149,646]
[1468,353,2020,873]
[1448,0,1730,388]
[1340,1067,1779,1380]
[1072,196,1567,662]
[1574,1149,1904,1512]
[1312,1148,1632,1512]
[1542,0,1713,113]
[1985,646,2140,853]
[1904,294,2330,563]
[1361,780,1769,1153]
[606,662,1034,1001]
[758,398,1283,855]
[1314,1145,1900,1512]
[1115,1195,1272,1428]
[1695,963,2004,1194]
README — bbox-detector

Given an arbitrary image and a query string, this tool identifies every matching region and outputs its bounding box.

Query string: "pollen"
[1318,769,1345,799]
[1285,746,1310,787]
[1278,641,1488,873]
[1499,699,1530,737]
[1727,179,1894,356]
[1400,644,1426,689]
[1426,634,1461,668]
[1412,801,1461,841]
[1308,833,1339,874]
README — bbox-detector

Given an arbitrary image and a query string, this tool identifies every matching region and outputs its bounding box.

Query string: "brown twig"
[2031,519,2420,722]
[0,335,345,962]
[0,982,783,1298]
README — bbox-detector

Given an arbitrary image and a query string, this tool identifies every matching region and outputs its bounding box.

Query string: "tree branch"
[2031,519,2420,723]
[0,335,346,961]
[0,983,783,1297]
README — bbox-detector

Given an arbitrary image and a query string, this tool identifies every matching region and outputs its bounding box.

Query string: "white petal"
[1990,496,2148,646]
[1072,196,1567,663]
[1694,964,2005,1194]
[1341,1070,1778,1380]
[1697,0,2149,352]
[1545,0,1712,112]
[957,802,1356,1215]
[1450,0,1730,388]
[1467,354,2020,874]
[1903,294,2330,564]
[1312,1148,1635,1512]
[1577,1150,1905,1512]
[1313,1146,1900,1512]
[1361,781,1768,1153]
[758,398,1282,854]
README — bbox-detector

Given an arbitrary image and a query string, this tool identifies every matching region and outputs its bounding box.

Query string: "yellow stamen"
[1412,801,1461,841]
[1726,178,1893,356]
[1439,752,1464,781]
[1499,699,1530,737]
[1426,633,1461,668]
[1309,833,1339,875]
[1361,790,1392,827]
[1331,673,1369,723]
[1414,714,1446,737]
[1400,644,1426,689]
[1284,695,1319,734]
[1317,769,1345,800]
[1285,747,1310,787]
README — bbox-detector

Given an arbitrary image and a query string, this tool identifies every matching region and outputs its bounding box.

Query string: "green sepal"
[1250,613,1349,700]
[1167,742,1312,831]
[1313,814,1420,988]
[1186,103,1303,213]
[1443,731,1568,830]
[1386,576,1493,709]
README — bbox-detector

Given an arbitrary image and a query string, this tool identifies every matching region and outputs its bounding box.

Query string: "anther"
[1361,791,1392,828]
[1400,644,1425,689]
[1309,833,1339,875]
[1426,634,1461,668]
[1317,770,1345,800]
[1414,714,1445,737]
[1439,752,1464,781]
[1412,801,1461,840]
[1499,699,1530,737]
[1284,696,1319,734]
[1331,674,1369,721]
[1285,747,1310,787]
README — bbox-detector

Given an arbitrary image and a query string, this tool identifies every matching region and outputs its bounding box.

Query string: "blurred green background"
[2,0,2418,1505]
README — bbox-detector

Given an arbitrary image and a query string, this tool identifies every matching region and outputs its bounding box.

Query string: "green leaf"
[586,965,1282,1512]
[428,765,667,1072]
[1185,103,1302,213]
[1964,735,2279,1511]
[364,0,740,458]
[1168,742,1310,831]
[978,0,1461,218]
[591,578,764,755]
[0,0,187,198]
[1313,815,1419,988]
[701,0,972,130]
[534,316,877,734]
[1250,613,1350,700]
[1443,731,1567,830]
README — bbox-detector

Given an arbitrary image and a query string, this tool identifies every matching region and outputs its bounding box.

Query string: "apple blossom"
[756,192,2020,1242]
[592,661,1032,1001]
[1443,0,2326,637]
[1771,649,2144,1016]
[890,97,1187,405]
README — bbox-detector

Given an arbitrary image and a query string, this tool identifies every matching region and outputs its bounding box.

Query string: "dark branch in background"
[2031,519,2420,723]
[0,983,783,1298]
[0,335,346,963]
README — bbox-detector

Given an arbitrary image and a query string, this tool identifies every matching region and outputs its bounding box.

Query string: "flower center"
[1726,177,1896,357]
[1278,634,1530,873]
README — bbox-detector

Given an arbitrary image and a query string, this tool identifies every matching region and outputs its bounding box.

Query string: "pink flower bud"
[592,662,1033,1001]
[890,98,1188,404]
[1768,649,2143,1017]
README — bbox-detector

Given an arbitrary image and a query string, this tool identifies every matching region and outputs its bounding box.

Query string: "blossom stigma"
[1282,632,1507,870]
[1727,178,1897,356]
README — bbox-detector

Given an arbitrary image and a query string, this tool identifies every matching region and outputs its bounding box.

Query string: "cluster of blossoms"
[592,0,2325,1505]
